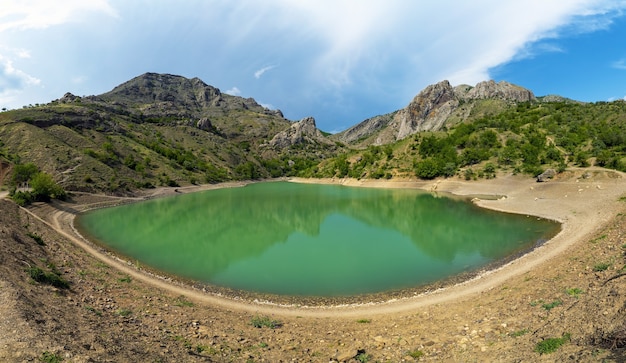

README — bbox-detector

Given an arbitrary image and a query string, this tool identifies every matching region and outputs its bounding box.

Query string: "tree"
[10,162,38,187]
[30,172,66,201]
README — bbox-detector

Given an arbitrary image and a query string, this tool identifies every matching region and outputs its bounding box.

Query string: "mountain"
[333,80,536,146]
[2,73,626,193]
[0,73,338,193]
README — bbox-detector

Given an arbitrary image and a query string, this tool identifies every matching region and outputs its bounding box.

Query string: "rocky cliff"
[334,80,536,145]
[269,117,334,149]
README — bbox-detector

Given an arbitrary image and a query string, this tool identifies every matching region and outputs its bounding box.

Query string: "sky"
[1,1,626,133]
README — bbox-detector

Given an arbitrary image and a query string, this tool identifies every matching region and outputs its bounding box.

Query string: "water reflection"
[78,182,559,295]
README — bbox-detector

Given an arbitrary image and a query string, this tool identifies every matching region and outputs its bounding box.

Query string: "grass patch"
[356,319,371,324]
[542,300,563,311]
[40,351,63,363]
[27,232,45,246]
[510,329,529,337]
[535,333,571,354]
[355,350,371,362]
[591,234,607,243]
[566,287,584,298]
[115,308,132,317]
[593,262,611,272]
[27,266,69,289]
[250,315,282,329]
[407,349,424,358]
[118,275,131,283]
[174,295,194,307]
[84,306,102,316]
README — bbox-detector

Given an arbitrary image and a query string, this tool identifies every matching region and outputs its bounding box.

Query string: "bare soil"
[1,170,626,362]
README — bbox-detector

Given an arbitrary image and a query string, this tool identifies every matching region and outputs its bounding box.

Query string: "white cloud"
[0,0,118,32]
[0,55,40,108]
[259,102,275,110]
[225,86,241,96]
[613,59,626,70]
[254,65,276,79]
[0,56,40,93]
[224,0,626,90]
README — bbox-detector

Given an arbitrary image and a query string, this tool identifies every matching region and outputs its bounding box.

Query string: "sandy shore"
[32,168,626,318]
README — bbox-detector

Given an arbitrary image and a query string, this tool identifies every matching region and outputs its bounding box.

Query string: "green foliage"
[250,315,282,329]
[27,232,45,246]
[40,351,64,363]
[356,319,371,324]
[510,329,529,337]
[355,351,371,362]
[593,262,611,272]
[27,265,70,289]
[10,162,38,186]
[31,172,66,201]
[541,300,562,310]
[566,288,583,297]
[534,333,571,354]
[116,308,132,317]
[407,349,424,358]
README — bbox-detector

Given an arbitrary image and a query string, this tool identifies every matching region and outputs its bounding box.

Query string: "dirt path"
[36,169,626,318]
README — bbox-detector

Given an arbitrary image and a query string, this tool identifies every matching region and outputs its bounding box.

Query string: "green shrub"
[566,288,583,298]
[593,262,611,272]
[407,349,424,358]
[534,333,570,354]
[40,351,63,363]
[251,315,282,329]
[27,232,45,246]
[542,300,562,311]
[28,266,69,289]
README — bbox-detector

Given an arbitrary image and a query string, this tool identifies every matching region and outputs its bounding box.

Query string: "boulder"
[537,168,557,182]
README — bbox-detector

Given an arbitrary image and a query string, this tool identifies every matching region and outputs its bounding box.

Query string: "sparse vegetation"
[542,300,563,311]
[407,349,424,358]
[250,315,282,329]
[566,288,584,298]
[27,265,70,289]
[39,351,63,363]
[534,333,571,354]
[27,232,45,246]
[594,262,611,272]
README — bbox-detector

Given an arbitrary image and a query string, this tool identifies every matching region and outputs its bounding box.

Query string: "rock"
[196,117,213,131]
[461,80,535,102]
[335,348,358,362]
[334,79,536,143]
[269,117,333,149]
[537,169,557,182]
[396,80,459,139]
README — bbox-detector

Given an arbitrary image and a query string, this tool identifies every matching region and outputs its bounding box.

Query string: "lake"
[76,182,560,296]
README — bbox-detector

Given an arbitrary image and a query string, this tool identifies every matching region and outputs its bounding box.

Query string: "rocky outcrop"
[332,114,395,145]
[395,80,459,140]
[460,80,535,102]
[537,168,557,182]
[336,80,536,144]
[269,117,332,149]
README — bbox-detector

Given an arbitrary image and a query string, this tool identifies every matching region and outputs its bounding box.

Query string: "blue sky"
[1,1,626,132]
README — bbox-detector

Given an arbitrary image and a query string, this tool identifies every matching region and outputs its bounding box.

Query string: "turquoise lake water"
[76,182,560,296]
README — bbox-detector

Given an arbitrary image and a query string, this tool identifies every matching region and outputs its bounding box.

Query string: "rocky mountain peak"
[396,80,458,139]
[460,80,536,102]
[269,117,332,149]
[334,79,536,145]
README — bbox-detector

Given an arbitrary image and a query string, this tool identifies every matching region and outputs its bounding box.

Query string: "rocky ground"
[1,173,626,362]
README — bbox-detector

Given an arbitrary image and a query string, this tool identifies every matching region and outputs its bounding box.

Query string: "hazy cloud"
[0,0,117,32]
[225,86,241,96]
[612,59,626,70]
[254,65,276,79]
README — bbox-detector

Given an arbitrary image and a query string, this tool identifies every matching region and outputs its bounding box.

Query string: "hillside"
[0,73,339,193]
[2,73,626,194]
